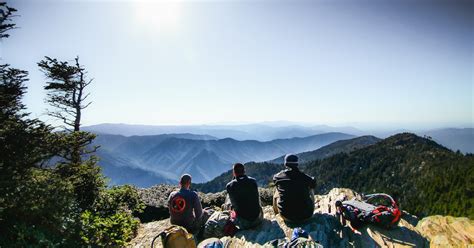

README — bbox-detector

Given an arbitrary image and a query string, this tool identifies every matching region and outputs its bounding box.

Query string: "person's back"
[273,154,316,222]
[224,163,263,229]
[168,174,203,234]
[226,175,261,220]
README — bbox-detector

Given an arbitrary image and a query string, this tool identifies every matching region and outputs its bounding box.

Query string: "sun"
[133,1,182,33]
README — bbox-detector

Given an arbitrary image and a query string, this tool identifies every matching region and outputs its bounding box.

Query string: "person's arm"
[167,193,173,214]
[193,192,203,219]
[225,183,234,210]
[253,180,262,207]
[305,174,316,189]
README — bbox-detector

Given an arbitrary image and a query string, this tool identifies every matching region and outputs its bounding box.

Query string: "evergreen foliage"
[304,133,474,218]
[80,185,145,247]
[0,3,144,246]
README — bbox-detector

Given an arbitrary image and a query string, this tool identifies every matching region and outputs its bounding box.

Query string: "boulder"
[416,215,474,247]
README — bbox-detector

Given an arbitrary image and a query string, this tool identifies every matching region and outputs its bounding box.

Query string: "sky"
[2,0,473,129]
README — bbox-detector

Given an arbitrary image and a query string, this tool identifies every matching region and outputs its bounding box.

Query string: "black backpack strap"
[151,231,167,248]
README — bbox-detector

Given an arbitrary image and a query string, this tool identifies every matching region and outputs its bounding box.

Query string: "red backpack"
[336,193,401,229]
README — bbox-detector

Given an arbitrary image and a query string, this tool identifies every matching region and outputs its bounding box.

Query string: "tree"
[0,3,79,245]
[0,2,17,38]
[38,56,97,164]
[38,56,92,132]
[37,57,106,212]
[1,2,143,246]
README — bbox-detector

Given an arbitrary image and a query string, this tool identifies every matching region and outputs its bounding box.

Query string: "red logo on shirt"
[171,196,186,213]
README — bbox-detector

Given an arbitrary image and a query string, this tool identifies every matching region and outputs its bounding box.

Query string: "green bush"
[0,168,79,247]
[80,210,139,247]
[80,185,144,247]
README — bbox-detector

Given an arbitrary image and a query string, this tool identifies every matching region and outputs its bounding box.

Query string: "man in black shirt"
[273,154,316,223]
[224,163,263,229]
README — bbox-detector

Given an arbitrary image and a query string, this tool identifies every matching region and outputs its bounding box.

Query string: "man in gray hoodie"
[168,174,203,234]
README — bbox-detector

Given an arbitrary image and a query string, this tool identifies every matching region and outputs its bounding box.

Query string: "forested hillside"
[305,133,474,218]
[197,133,474,218]
[270,135,380,164]
[196,135,381,192]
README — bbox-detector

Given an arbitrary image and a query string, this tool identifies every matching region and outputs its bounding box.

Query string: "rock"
[129,188,435,247]
[128,219,170,248]
[416,215,474,247]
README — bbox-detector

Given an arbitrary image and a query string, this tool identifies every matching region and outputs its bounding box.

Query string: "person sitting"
[273,154,316,223]
[224,163,263,229]
[168,174,203,234]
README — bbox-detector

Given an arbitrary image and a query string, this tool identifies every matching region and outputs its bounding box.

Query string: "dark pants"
[187,208,212,235]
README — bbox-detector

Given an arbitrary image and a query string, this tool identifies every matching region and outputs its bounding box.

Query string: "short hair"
[233,163,245,176]
[180,174,192,185]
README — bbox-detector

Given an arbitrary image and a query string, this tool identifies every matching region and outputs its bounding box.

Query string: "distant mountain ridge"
[84,123,362,141]
[85,123,474,153]
[94,132,355,186]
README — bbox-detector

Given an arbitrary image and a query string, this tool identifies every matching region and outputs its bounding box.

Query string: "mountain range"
[195,135,381,192]
[84,123,363,141]
[93,132,354,186]
[85,123,474,153]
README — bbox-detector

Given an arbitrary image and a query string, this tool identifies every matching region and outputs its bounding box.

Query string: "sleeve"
[226,182,232,194]
[167,192,173,213]
[193,192,203,219]
[254,180,262,206]
[306,174,316,189]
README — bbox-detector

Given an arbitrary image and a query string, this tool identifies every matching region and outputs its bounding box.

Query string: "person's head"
[284,154,298,169]
[233,163,245,177]
[179,174,192,189]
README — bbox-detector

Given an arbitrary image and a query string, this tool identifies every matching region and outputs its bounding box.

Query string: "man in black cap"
[273,154,316,223]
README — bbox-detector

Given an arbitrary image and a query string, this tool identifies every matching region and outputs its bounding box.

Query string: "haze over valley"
[86,123,474,187]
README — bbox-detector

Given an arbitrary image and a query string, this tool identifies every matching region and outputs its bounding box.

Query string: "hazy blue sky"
[2,0,473,129]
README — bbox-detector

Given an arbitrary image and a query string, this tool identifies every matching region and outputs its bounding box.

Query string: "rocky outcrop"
[416,215,474,247]
[129,188,459,247]
[135,185,273,222]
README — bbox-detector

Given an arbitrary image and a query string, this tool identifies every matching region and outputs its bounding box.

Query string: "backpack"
[336,193,401,229]
[202,211,238,239]
[153,225,196,248]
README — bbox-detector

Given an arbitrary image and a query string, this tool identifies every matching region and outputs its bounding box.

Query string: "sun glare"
[134,1,182,33]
